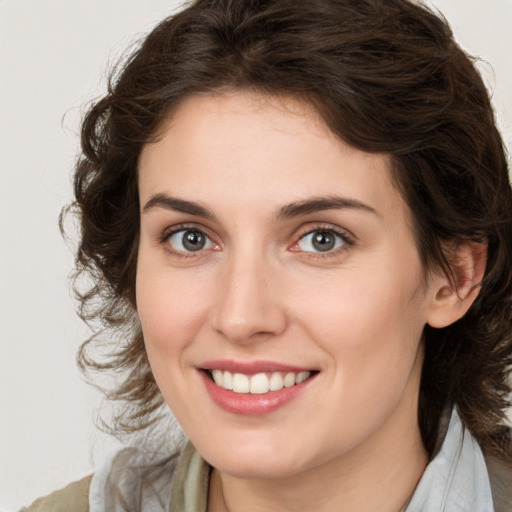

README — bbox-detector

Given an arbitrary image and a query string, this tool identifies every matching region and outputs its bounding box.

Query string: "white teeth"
[223,371,233,390]
[212,369,223,386]
[250,373,269,394]
[269,372,283,391]
[210,370,312,394]
[232,373,250,393]
[283,372,296,387]
[296,371,310,384]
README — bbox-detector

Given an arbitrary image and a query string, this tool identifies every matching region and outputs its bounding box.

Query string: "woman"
[25,0,512,510]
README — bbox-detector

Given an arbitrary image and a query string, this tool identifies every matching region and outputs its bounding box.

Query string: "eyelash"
[159,224,219,259]
[158,223,355,259]
[290,225,355,259]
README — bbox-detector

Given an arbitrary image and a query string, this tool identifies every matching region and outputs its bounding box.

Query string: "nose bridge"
[211,243,286,343]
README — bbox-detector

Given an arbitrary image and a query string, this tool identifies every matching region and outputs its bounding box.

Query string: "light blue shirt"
[405,408,494,511]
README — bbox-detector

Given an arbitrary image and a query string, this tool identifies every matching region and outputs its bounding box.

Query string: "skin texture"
[136,92,482,511]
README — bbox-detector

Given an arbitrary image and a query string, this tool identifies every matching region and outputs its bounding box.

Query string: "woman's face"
[136,92,440,478]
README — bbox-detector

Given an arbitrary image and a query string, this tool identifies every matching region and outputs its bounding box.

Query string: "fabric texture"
[21,475,92,512]
[88,445,180,512]
[404,409,494,511]
[22,409,512,511]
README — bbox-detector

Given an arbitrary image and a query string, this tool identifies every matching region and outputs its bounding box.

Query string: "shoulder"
[21,475,92,512]
[88,445,182,510]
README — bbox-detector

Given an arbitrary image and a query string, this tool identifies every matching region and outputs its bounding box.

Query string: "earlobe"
[426,240,487,329]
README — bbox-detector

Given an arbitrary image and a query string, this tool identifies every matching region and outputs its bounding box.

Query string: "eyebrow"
[142,193,214,218]
[276,195,379,220]
[142,193,378,220]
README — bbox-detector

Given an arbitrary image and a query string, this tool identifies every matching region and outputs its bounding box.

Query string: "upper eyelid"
[160,226,218,257]
[300,229,347,241]
[161,223,216,240]
[294,223,356,243]
[159,225,218,253]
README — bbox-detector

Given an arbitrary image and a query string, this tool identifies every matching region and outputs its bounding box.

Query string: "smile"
[210,370,312,394]
[199,363,318,416]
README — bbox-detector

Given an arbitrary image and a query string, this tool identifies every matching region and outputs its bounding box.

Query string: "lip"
[200,359,314,374]
[198,361,318,416]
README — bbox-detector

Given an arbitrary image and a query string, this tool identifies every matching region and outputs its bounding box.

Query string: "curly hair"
[68,0,512,458]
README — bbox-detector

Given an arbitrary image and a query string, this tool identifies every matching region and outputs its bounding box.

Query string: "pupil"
[312,232,335,252]
[182,231,205,251]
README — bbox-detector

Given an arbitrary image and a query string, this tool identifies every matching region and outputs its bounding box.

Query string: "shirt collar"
[404,408,494,511]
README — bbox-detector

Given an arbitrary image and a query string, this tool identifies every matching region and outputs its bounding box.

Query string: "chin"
[195,431,320,480]
[210,454,306,480]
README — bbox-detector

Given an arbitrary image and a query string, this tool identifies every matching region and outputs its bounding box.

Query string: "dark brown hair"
[69,0,512,458]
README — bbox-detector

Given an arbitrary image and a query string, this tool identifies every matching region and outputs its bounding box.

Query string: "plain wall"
[1,1,511,510]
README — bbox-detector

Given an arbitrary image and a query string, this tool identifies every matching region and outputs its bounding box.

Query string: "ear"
[426,240,487,329]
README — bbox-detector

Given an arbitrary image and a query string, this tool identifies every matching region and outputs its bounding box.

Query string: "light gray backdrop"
[1,1,511,510]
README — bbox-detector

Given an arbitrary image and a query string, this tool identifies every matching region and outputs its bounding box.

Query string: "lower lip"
[199,371,316,416]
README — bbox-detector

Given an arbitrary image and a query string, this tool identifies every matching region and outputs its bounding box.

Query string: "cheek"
[135,262,211,411]
[297,271,423,340]
[135,261,214,357]
[301,275,426,426]
[292,260,427,385]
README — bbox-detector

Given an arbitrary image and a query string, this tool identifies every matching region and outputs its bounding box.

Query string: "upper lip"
[199,359,316,374]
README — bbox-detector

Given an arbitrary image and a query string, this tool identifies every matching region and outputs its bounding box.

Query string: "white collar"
[405,408,494,511]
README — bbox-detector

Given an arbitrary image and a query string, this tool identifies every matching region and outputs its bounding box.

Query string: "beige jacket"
[22,476,91,512]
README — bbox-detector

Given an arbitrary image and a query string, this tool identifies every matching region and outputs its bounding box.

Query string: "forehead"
[138,92,407,225]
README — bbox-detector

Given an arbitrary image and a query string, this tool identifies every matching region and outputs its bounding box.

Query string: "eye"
[296,229,347,253]
[167,229,215,253]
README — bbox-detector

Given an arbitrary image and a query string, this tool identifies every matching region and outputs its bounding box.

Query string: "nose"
[210,254,288,344]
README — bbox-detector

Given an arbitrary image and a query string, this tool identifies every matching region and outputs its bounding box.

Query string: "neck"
[208,413,427,512]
